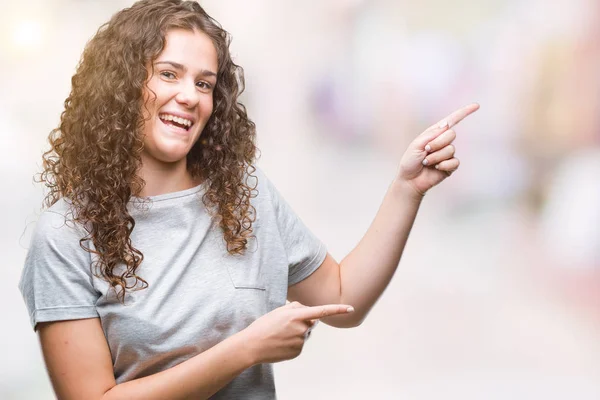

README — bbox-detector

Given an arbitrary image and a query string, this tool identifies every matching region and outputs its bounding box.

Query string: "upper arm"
[287,252,342,307]
[38,318,116,400]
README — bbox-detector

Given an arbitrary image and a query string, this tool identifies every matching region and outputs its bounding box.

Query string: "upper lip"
[159,111,196,125]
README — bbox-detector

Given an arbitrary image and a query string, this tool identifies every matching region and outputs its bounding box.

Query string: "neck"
[136,156,202,197]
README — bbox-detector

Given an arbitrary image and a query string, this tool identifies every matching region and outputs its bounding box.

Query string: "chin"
[157,150,191,163]
[142,145,191,164]
[151,139,197,162]
[159,155,188,164]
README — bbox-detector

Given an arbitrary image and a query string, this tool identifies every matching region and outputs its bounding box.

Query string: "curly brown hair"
[38,0,259,302]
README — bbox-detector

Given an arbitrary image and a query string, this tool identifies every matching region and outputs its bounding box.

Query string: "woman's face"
[141,28,218,166]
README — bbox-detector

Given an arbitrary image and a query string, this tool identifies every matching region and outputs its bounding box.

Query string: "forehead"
[157,28,218,72]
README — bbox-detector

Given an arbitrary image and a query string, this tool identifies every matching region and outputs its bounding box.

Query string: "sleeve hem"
[31,306,100,332]
[288,243,328,286]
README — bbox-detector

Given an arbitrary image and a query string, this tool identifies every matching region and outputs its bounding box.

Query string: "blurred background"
[2,0,599,398]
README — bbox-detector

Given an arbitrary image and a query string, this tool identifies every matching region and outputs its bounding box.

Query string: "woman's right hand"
[243,301,354,364]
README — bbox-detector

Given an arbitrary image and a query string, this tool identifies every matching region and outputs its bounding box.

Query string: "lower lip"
[160,118,192,137]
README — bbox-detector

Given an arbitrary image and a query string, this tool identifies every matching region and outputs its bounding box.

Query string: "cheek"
[199,97,214,123]
[205,95,215,114]
[141,107,157,136]
[140,90,158,122]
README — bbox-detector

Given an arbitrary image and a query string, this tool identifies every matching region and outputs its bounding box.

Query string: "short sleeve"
[18,202,101,331]
[256,167,328,286]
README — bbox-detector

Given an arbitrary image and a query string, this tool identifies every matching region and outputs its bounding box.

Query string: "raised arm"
[288,103,480,328]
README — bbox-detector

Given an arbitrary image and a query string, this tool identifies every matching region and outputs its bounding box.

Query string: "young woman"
[18,0,478,398]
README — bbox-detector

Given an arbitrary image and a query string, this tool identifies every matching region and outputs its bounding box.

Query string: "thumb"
[286,301,306,309]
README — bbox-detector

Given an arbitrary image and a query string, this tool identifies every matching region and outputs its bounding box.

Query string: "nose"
[174,80,200,108]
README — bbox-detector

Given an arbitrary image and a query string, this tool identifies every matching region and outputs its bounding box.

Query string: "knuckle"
[290,347,302,359]
[294,338,305,349]
[284,317,294,328]
[295,325,306,335]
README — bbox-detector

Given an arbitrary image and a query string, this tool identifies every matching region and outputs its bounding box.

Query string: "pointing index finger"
[417,103,479,148]
[435,103,480,130]
[294,304,355,321]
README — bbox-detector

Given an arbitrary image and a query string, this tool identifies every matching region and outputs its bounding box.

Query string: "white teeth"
[159,113,192,128]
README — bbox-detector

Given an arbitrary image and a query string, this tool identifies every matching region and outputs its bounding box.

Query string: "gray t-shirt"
[18,167,327,399]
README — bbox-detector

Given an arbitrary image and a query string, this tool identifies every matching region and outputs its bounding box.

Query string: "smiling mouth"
[158,114,194,132]
[160,119,190,134]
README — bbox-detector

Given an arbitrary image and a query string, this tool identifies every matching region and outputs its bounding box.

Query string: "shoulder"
[30,198,88,249]
[249,165,277,203]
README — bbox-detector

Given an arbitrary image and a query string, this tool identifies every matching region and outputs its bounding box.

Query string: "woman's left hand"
[396,103,480,198]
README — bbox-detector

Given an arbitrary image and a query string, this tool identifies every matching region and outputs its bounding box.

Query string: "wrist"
[390,179,425,204]
[236,327,262,367]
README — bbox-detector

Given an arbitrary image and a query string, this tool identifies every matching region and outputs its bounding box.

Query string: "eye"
[196,81,213,90]
[160,71,176,79]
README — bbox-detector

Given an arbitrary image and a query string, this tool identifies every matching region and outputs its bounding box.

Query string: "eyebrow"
[154,61,217,79]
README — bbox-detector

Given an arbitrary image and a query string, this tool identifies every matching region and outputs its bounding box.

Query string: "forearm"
[339,179,422,325]
[102,330,256,400]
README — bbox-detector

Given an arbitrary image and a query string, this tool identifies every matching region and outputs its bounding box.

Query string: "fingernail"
[347,306,355,313]
[438,120,448,129]
[435,164,439,170]
[425,144,431,152]
[422,158,429,166]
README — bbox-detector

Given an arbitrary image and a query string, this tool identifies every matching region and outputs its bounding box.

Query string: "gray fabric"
[18,166,327,399]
